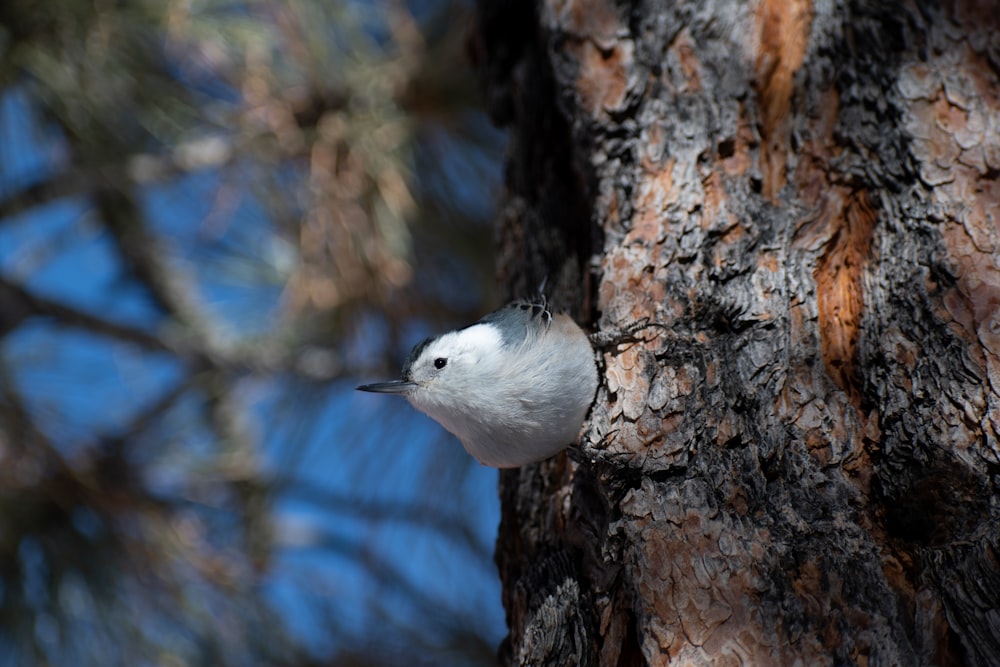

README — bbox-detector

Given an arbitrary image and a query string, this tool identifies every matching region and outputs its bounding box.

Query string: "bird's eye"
[433,358,447,370]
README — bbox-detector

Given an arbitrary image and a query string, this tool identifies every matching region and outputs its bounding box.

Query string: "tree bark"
[471,1,1000,665]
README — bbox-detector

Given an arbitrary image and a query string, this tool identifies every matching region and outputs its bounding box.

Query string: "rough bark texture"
[470,1,1000,665]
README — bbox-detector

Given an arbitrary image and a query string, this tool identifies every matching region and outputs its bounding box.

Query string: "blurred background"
[0,1,507,665]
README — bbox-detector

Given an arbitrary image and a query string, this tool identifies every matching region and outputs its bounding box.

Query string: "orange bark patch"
[629,159,676,243]
[814,190,877,407]
[546,0,632,118]
[701,169,726,229]
[622,483,807,663]
[753,0,814,200]
[575,40,631,117]
[547,0,622,47]
[671,29,702,92]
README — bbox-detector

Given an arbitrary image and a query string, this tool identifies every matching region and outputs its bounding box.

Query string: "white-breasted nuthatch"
[357,297,598,468]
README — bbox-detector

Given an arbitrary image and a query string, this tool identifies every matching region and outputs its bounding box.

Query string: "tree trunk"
[470,1,1000,665]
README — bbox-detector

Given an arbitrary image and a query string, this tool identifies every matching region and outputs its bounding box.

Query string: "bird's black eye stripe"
[433,358,447,369]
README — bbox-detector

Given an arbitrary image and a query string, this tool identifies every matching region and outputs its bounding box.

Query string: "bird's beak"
[356,380,417,395]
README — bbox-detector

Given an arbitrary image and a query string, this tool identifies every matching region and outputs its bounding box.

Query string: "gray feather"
[400,335,435,379]
[474,298,551,348]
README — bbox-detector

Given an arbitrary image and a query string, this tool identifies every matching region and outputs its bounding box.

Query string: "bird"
[357,296,598,468]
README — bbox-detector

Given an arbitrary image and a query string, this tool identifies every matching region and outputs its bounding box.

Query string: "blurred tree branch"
[0,277,168,349]
[0,0,503,665]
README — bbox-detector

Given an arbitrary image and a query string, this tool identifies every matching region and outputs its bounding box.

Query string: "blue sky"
[0,76,506,663]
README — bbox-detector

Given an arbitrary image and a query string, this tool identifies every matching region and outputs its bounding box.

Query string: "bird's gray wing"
[473,298,552,348]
